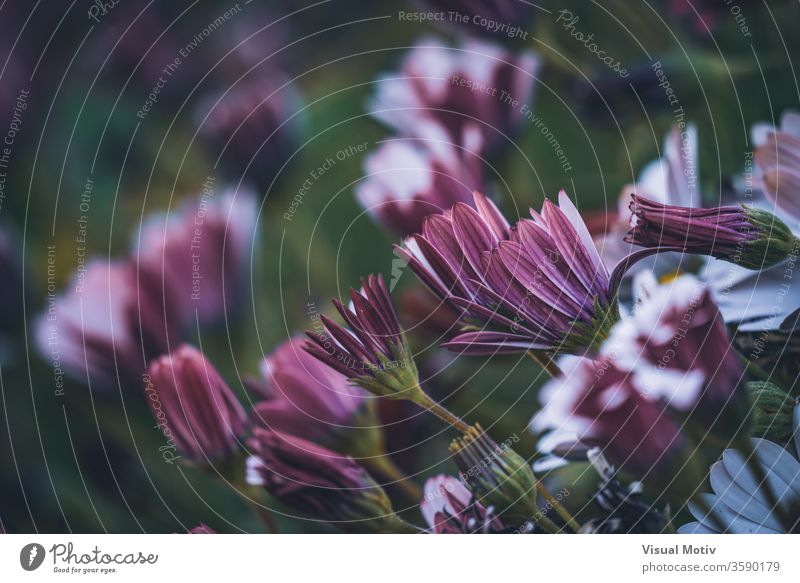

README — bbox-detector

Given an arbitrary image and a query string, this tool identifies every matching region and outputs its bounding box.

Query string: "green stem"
[414,390,471,433]
[389,516,424,534]
[233,480,278,533]
[364,454,423,502]
[527,351,563,377]
[536,482,580,533]
[536,514,563,534]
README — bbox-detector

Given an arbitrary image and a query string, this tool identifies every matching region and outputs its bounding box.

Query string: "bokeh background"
[1,0,799,533]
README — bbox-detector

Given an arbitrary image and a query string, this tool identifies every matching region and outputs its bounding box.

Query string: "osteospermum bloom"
[252,336,381,458]
[531,356,690,481]
[602,273,749,439]
[36,260,181,388]
[626,193,797,270]
[702,111,800,333]
[305,274,420,399]
[397,190,624,356]
[305,274,469,431]
[680,407,800,534]
[145,345,248,462]
[37,189,257,389]
[420,475,504,534]
[135,187,257,325]
[592,124,700,274]
[246,428,415,533]
[356,122,484,237]
[368,36,540,152]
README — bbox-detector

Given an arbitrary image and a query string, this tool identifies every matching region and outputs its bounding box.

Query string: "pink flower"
[36,260,180,388]
[356,123,484,237]
[36,189,258,389]
[603,273,748,438]
[368,36,540,152]
[252,336,376,454]
[420,475,503,533]
[397,190,625,355]
[532,356,688,478]
[246,429,411,532]
[146,345,248,462]
[135,187,257,325]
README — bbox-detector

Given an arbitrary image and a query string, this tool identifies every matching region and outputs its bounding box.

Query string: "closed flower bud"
[246,429,415,533]
[748,381,798,443]
[145,345,248,463]
[450,424,537,526]
[305,274,422,401]
[626,194,799,270]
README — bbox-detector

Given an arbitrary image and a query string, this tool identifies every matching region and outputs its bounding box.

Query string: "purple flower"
[252,336,381,457]
[356,123,484,237]
[188,524,216,534]
[196,76,301,192]
[602,273,748,439]
[368,36,540,152]
[36,260,180,388]
[753,110,800,225]
[397,190,623,355]
[246,428,413,532]
[304,274,421,400]
[145,345,248,463]
[135,187,257,325]
[37,190,256,389]
[593,124,700,273]
[532,356,689,480]
[420,474,504,533]
[626,194,797,270]
[305,274,470,431]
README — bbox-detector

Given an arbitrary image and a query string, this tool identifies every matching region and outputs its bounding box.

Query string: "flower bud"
[246,429,414,533]
[626,194,799,270]
[748,381,798,443]
[145,345,248,463]
[450,424,537,526]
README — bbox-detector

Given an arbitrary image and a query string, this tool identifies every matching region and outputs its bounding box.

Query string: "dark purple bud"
[626,194,798,270]
[145,345,248,462]
[246,428,413,532]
